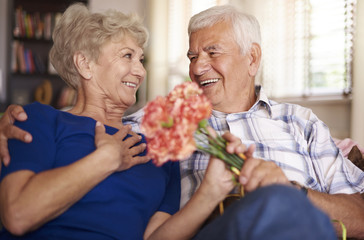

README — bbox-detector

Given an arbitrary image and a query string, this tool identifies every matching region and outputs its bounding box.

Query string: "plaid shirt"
[123,87,364,207]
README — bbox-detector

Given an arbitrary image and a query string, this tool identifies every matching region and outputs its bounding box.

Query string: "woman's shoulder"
[12,102,61,140]
[23,102,59,118]
[17,102,60,127]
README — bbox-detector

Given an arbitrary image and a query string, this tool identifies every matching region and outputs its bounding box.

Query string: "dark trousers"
[193,185,337,240]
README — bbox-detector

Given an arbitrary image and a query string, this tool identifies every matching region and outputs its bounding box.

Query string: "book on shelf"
[13,7,61,40]
[16,41,26,73]
[12,40,47,74]
[34,12,43,39]
[43,12,52,40]
[34,54,46,74]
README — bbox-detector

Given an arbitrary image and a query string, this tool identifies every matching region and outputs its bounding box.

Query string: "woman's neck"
[68,89,126,129]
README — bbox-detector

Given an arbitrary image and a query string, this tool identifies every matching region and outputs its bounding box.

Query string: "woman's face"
[90,35,146,109]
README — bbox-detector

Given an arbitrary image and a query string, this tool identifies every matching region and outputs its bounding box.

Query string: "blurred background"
[0,0,363,146]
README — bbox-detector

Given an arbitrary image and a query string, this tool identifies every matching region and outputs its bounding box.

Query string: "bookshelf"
[6,0,88,109]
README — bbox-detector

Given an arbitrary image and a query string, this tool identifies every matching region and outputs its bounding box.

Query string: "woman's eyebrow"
[119,47,135,52]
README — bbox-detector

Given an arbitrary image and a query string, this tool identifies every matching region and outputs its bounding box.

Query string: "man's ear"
[73,51,92,80]
[248,43,261,77]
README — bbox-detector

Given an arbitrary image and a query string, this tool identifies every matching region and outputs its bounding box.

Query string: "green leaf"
[161,117,174,128]
[198,119,208,129]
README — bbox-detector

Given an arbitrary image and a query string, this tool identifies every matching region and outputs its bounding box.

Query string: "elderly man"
[1,4,363,239]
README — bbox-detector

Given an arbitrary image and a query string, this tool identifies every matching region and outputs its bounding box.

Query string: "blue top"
[0,102,180,240]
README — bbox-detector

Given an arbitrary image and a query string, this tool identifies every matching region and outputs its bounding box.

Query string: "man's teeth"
[200,79,219,86]
[122,82,137,87]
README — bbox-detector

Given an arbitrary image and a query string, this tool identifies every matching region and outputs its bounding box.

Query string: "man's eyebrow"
[187,45,221,56]
[187,51,195,56]
[204,45,220,51]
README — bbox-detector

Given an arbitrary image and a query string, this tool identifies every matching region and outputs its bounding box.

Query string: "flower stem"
[196,123,245,171]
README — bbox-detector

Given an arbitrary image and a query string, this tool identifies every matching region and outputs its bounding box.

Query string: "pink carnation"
[141,82,212,166]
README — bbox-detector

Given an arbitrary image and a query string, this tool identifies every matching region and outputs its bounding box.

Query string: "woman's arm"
[144,157,234,240]
[144,131,254,240]
[0,122,148,236]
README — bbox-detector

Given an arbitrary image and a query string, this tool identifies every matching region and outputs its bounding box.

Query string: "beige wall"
[144,0,169,101]
[351,0,364,146]
[89,0,146,16]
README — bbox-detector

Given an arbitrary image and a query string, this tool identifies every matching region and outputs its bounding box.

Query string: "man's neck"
[213,91,257,113]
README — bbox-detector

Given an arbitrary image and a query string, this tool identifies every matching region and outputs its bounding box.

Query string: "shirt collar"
[212,85,272,118]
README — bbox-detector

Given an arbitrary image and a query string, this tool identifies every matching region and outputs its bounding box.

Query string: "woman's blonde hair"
[49,3,149,89]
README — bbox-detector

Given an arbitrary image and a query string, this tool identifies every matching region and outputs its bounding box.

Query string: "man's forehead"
[187,40,225,55]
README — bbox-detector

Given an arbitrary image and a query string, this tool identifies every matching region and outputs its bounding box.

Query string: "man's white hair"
[188,5,261,55]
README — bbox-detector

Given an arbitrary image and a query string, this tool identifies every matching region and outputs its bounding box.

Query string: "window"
[257,0,356,98]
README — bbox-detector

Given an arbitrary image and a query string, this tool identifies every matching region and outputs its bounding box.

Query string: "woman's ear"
[248,43,261,77]
[73,51,92,80]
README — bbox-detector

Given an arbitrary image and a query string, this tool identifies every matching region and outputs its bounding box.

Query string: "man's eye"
[124,53,132,58]
[140,58,145,64]
[189,56,196,62]
[209,52,216,56]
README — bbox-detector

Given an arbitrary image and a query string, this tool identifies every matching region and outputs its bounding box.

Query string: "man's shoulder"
[270,100,319,121]
[123,108,144,122]
[122,107,145,132]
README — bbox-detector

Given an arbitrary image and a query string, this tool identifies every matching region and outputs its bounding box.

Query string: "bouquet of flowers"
[141,82,245,174]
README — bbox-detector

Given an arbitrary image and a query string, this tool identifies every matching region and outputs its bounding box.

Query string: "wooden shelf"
[6,0,88,109]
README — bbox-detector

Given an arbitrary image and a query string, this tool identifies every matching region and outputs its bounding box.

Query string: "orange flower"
[141,82,212,166]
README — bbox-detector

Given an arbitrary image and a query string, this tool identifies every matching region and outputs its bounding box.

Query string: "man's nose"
[191,55,211,76]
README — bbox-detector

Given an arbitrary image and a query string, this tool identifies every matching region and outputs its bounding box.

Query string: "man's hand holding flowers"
[239,156,290,193]
[200,129,256,204]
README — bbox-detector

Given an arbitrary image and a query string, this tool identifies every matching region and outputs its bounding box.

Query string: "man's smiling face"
[187,21,254,113]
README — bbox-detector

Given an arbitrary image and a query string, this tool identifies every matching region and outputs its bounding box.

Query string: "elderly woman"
[0,3,182,239]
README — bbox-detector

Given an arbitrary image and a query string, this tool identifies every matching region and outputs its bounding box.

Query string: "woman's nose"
[132,61,146,79]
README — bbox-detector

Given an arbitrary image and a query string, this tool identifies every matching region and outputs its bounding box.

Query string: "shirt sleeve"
[0,103,57,180]
[307,116,364,194]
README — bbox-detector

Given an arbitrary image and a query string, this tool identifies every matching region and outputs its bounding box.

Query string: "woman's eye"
[124,53,132,58]
[140,58,145,64]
